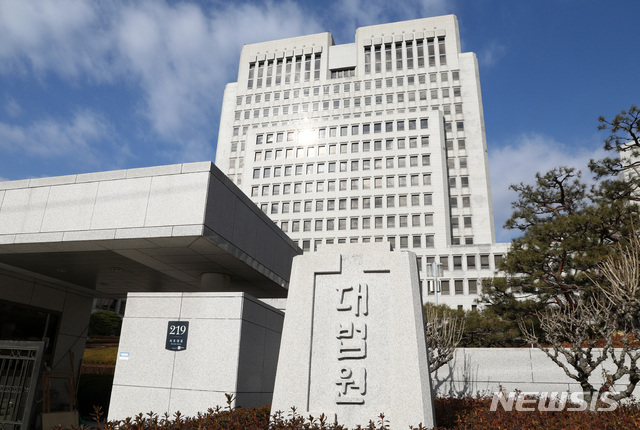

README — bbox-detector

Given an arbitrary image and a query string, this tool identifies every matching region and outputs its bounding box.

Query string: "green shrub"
[89,310,122,337]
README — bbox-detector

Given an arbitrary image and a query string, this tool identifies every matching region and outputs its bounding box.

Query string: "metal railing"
[0,341,44,430]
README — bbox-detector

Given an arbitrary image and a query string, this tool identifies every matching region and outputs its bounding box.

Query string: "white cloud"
[3,97,22,117]
[489,134,606,242]
[0,0,325,161]
[478,40,506,68]
[332,0,452,39]
[0,110,127,165]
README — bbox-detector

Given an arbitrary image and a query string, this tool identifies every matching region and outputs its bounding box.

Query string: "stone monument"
[271,243,435,429]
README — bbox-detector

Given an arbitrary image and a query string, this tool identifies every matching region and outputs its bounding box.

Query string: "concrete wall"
[109,292,284,421]
[433,348,640,397]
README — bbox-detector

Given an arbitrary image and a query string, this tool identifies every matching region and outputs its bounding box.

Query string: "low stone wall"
[433,348,639,397]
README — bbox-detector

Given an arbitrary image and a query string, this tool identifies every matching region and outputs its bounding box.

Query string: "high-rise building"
[215,15,509,309]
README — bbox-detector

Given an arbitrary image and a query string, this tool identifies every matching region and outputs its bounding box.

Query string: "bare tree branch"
[424,305,465,373]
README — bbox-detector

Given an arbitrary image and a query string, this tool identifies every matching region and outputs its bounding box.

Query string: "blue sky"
[0,0,638,242]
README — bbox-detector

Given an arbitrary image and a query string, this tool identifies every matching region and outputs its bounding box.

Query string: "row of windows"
[252,158,432,178]
[269,213,471,232]
[234,90,461,120]
[257,193,435,212]
[364,37,447,74]
[254,145,433,162]
[279,215,435,233]
[228,138,468,166]
[251,174,433,194]
[297,234,436,251]
[253,188,473,211]
[254,119,428,144]
[429,279,480,296]
[238,70,461,105]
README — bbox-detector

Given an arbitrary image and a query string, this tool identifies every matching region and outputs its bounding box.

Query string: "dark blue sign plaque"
[165,321,189,351]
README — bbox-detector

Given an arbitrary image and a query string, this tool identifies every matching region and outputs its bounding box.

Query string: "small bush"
[73,395,640,430]
[89,311,122,337]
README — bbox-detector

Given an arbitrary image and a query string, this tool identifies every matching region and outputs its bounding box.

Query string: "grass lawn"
[83,346,118,365]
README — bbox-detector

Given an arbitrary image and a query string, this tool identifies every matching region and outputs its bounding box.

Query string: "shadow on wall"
[432,351,487,398]
[431,348,640,398]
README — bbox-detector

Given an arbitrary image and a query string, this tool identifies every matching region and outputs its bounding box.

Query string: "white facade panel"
[215,15,509,309]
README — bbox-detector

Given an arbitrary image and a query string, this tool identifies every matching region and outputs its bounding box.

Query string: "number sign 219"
[166,321,189,351]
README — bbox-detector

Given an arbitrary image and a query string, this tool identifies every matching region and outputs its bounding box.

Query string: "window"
[424,213,433,226]
[453,256,462,269]
[400,236,408,249]
[441,280,450,294]
[420,118,428,129]
[412,214,421,227]
[424,234,434,248]
[480,255,490,269]
[464,216,472,228]
[469,279,479,294]
[467,255,476,269]
[424,194,433,205]
[455,280,464,294]
[387,216,395,228]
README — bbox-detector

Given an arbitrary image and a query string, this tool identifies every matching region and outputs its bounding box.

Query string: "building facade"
[215,15,509,309]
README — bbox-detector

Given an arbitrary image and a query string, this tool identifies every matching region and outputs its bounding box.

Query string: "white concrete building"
[215,15,509,309]
[0,162,300,427]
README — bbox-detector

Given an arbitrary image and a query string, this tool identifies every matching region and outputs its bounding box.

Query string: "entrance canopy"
[0,162,300,298]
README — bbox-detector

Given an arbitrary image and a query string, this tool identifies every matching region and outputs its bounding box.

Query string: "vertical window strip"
[364,46,371,74]
[406,40,414,69]
[395,42,403,70]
